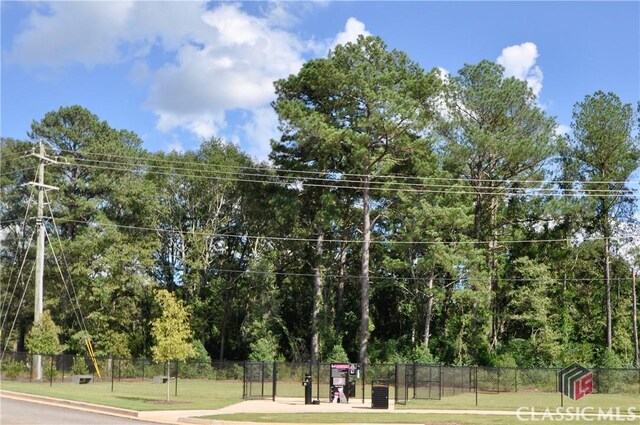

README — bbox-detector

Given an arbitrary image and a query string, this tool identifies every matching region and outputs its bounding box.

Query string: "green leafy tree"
[26,106,158,357]
[148,139,257,360]
[273,35,441,363]
[25,310,63,354]
[568,91,640,350]
[0,138,39,351]
[439,60,557,350]
[151,289,195,401]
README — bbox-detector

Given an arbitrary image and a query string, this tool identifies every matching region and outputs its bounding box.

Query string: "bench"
[71,374,93,384]
[153,375,169,384]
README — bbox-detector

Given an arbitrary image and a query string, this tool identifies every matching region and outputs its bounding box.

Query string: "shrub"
[44,363,59,381]
[71,357,89,375]
[407,345,438,364]
[594,349,624,393]
[249,335,280,362]
[325,344,349,363]
[2,359,27,380]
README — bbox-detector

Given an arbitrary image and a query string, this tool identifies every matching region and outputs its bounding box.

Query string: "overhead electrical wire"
[51,217,628,247]
[0,262,36,357]
[45,190,91,335]
[41,157,638,198]
[0,186,36,324]
[52,147,640,186]
[197,265,636,284]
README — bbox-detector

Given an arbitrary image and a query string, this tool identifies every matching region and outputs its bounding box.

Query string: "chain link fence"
[3,351,639,406]
[393,363,640,406]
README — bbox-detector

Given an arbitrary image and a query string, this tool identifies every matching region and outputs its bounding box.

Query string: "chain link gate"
[394,363,409,405]
[243,361,276,400]
[395,364,442,402]
[415,364,442,400]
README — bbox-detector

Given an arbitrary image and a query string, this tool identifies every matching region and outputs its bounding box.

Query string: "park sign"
[558,364,593,400]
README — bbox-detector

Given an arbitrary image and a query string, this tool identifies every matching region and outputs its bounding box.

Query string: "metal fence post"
[175,360,179,397]
[242,361,246,400]
[261,362,265,398]
[362,363,366,404]
[475,366,478,406]
[111,356,114,392]
[413,362,417,400]
[316,361,320,403]
[272,361,277,402]
[515,368,518,393]
[439,364,443,399]
[49,355,54,387]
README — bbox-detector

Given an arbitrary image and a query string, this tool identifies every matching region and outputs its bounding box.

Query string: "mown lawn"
[0,379,242,411]
[204,412,640,424]
[398,391,640,411]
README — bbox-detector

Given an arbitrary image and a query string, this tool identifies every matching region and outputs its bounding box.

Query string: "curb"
[0,390,140,418]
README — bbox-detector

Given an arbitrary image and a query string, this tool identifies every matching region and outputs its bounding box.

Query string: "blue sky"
[2,1,639,161]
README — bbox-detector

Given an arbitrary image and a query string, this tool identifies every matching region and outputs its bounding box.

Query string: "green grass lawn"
[398,391,640,411]
[203,412,640,424]
[3,378,639,424]
[204,412,518,424]
[0,379,242,411]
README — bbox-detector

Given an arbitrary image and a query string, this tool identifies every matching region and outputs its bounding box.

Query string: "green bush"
[44,363,59,381]
[179,340,213,378]
[249,335,280,362]
[407,345,438,364]
[2,359,27,380]
[214,363,243,380]
[325,344,349,363]
[594,349,624,393]
[71,357,89,375]
[117,360,141,378]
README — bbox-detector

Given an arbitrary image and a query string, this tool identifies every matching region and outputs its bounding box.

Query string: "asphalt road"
[0,397,166,425]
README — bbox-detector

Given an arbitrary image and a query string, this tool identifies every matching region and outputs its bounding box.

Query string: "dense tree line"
[2,36,639,368]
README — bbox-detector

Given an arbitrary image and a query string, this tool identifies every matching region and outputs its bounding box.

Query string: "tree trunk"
[359,174,371,365]
[423,275,434,349]
[336,241,348,331]
[219,288,231,361]
[632,269,639,367]
[489,194,499,349]
[166,361,170,401]
[311,228,324,364]
[605,235,612,350]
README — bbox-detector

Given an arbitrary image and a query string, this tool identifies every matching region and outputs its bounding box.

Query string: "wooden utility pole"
[27,142,58,380]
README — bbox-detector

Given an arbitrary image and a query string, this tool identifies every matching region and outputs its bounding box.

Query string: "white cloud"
[241,107,280,161]
[332,17,370,48]
[555,124,571,136]
[166,143,184,154]
[9,2,135,67]
[496,42,543,97]
[7,3,367,161]
[144,3,305,156]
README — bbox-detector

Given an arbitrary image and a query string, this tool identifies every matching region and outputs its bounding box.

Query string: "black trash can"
[303,373,312,405]
[371,379,389,409]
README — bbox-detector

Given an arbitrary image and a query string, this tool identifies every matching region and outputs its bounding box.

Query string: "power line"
[54,147,640,186]
[56,159,639,198]
[204,266,637,284]
[51,217,623,246]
